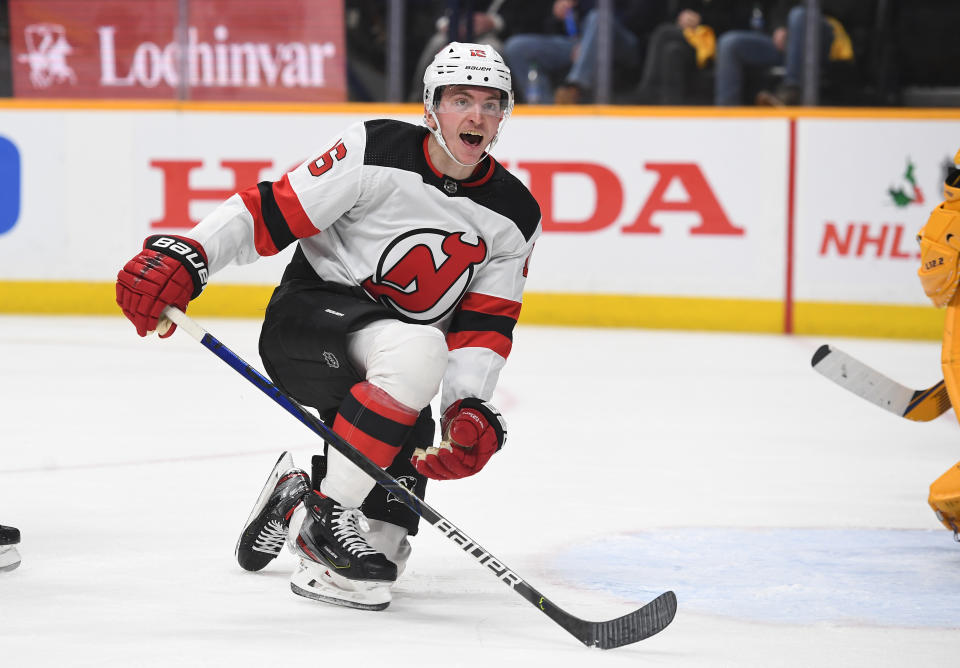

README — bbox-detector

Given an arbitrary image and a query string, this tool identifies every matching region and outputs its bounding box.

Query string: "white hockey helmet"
[423,42,514,167]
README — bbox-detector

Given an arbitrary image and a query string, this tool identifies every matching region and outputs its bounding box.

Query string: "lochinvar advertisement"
[9,0,346,101]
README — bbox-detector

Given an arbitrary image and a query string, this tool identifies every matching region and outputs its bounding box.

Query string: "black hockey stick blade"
[557,590,677,649]
[161,306,677,648]
[811,344,951,421]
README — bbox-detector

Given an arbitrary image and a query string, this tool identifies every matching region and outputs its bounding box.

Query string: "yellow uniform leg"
[929,460,960,539]
[920,150,960,537]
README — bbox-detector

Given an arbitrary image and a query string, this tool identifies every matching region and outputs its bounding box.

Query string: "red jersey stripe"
[459,292,522,319]
[272,174,317,239]
[463,157,495,188]
[446,330,513,358]
[421,136,495,185]
[422,135,443,177]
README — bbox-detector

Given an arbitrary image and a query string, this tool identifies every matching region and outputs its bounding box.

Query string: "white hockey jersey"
[188,119,541,411]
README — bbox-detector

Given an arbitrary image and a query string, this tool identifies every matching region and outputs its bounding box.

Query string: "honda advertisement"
[0,102,958,337]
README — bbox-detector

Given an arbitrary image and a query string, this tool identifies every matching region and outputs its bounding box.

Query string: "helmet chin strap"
[427,108,503,169]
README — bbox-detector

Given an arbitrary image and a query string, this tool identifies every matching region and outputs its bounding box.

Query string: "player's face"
[434,85,505,164]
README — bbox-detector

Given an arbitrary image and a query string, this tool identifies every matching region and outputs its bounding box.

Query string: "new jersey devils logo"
[362,229,487,323]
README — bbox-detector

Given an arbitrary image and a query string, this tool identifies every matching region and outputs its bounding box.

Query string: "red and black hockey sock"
[332,381,419,468]
[359,407,434,536]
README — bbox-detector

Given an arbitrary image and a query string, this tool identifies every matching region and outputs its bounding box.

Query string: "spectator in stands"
[712,0,792,105]
[714,0,864,106]
[504,0,666,105]
[407,1,552,103]
[754,0,873,106]
[345,0,391,101]
[633,0,748,105]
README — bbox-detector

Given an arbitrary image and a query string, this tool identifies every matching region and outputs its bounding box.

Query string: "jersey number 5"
[308,140,347,177]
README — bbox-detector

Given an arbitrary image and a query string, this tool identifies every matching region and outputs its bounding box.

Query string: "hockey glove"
[411,398,506,480]
[116,235,208,337]
[918,161,960,308]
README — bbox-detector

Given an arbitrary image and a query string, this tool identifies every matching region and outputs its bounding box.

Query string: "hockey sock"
[311,453,327,492]
[332,382,419,467]
[321,382,419,507]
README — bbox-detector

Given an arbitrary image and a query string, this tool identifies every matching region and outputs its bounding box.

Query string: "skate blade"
[0,545,21,572]
[290,581,389,611]
[235,452,297,560]
[290,561,391,611]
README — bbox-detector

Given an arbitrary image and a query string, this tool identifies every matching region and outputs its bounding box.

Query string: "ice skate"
[289,492,397,611]
[0,525,21,572]
[235,452,310,572]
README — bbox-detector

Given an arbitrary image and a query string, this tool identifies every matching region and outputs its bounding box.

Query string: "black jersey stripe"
[256,181,297,253]
[448,309,516,339]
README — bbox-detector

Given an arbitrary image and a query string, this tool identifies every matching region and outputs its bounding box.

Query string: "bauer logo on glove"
[116,234,209,337]
[411,398,506,480]
[148,236,210,290]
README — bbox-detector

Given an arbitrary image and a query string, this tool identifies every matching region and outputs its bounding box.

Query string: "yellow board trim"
[0,280,946,340]
[0,280,783,331]
[0,281,274,318]
[793,301,945,340]
[519,292,784,332]
[2,98,960,121]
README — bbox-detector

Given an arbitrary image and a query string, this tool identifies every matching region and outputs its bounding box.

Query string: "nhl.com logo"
[18,23,77,88]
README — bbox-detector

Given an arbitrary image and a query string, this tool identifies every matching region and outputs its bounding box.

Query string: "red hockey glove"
[116,235,208,337]
[411,399,506,480]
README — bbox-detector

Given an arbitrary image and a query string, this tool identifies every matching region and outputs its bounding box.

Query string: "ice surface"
[1,315,958,666]
[556,528,960,626]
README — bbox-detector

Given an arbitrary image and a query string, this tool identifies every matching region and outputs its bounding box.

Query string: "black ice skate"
[0,525,21,572]
[290,492,397,611]
[235,452,309,572]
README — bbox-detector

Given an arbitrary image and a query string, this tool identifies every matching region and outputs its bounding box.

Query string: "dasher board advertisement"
[1,103,959,338]
[0,108,787,303]
[794,118,960,306]
[8,0,346,102]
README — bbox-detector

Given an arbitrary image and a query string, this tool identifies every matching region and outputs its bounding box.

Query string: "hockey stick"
[161,306,677,649]
[811,344,951,421]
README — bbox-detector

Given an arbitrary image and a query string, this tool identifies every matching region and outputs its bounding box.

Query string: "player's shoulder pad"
[362,119,425,171]
[482,161,541,243]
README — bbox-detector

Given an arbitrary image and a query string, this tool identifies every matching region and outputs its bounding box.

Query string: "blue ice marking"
[553,528,960,627]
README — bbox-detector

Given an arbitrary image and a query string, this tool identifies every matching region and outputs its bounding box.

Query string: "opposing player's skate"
[235,452,310,572]
[289,492,397,611]
[0,525,21,572]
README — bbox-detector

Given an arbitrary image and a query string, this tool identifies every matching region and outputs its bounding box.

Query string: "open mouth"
[460,131,484,147]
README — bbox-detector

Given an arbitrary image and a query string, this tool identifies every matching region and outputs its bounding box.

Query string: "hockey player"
[0,525,21,572]
[116,43,540,609]
[916,148,960,539]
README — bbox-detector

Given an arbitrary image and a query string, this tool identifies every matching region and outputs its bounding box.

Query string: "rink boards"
[0,101,957,339]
